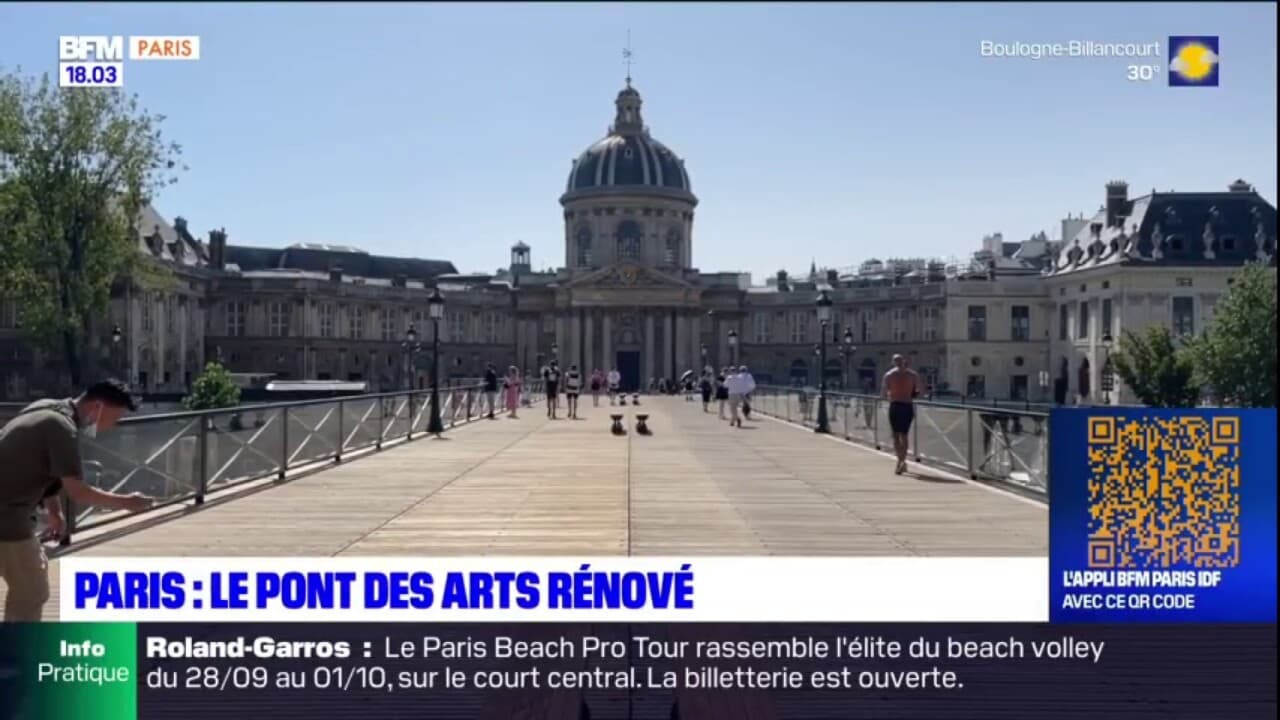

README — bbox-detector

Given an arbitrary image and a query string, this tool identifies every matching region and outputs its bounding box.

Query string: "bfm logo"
[59,36,201,61]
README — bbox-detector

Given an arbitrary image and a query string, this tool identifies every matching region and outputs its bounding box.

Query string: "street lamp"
[727,329,738,366]
[839,328,855,390]
[111,325,124,379]
[1101,332,1114,406]
[402,325,423,390]
[426,289,445,435]
[814,290,833,434]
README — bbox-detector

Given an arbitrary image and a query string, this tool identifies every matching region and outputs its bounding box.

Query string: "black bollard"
[610,414,626,435]
[632,393,640,405]
[619,396,628,406]
[636,414,651,435]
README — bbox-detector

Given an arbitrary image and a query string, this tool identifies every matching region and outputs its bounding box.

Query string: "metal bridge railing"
[47,381,545,546]
[749,385,1049,495]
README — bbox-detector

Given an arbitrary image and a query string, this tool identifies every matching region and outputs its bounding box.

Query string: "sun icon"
[1170,40,1219,82]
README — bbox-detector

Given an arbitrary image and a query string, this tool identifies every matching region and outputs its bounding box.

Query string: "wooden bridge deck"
[9,396,1046,620]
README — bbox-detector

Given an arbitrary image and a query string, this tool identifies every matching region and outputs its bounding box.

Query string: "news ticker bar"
[1,622,1274,720]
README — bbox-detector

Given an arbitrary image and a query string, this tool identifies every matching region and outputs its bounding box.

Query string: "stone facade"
[1,88,1275,403]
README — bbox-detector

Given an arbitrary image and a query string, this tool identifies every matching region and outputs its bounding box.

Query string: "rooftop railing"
[749,385,1050,496]
[41,381,545,546]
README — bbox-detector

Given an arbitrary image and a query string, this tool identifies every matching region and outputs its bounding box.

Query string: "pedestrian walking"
[607,367,621,405]
[503,367,522,418]
[882,354,921,475]
[0,380,156,622]
[564,364,583,419]
[589,369,603,407]
[543,361,562,419]
[698,371,713,412]
[482,363,499,419]
[715,368,729,419]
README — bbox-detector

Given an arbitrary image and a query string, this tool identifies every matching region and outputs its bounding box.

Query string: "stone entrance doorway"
[616,351,641,392]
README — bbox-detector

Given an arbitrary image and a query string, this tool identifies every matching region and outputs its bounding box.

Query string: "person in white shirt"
[563,364,583,419]
[725,365,756,427]
[606,367,622,405]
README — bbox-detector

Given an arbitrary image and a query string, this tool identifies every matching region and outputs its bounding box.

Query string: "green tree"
[1189,263,1277,407]
[0,70,184,388]
[1109,325,1201,407]
[182,362,241,411]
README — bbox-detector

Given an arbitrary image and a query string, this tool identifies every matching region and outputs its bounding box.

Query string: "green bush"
[182,361,241,411]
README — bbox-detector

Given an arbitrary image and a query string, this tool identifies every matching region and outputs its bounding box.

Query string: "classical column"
[602,314,613,370]
[689,312,702,371]
[675,312,688,374]
[571,311,582,369]
[555,314,567,362]
[644,313,656,382]
[583,309,595,371]
[663,313,674,378]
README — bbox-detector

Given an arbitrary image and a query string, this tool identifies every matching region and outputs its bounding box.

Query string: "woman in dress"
[503,366,522,418]
[715,367,730,419]
[590,369,603,407]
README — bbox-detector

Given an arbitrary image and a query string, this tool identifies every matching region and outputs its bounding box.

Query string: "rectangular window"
[966,374,986,398]
[967,305,987,341]
[350,306,365,340]
[860,310,873,343]
[412,310,425,335]
[318,304,335,338]
[1010,305,1031,341]
[1172,297,1195,338]
[1010,374,1028,400]
[922,307,939,342]
[789,312,809,343]
[268,301,290,337]
[753,313,769,343]
[449,312,467,343]
[892,308,907,342]
[484,313,499,344]
[142,297,155,333]
[166,297,175,332]
[1059,304,1069,340]
[381,308,397,341]
[1077,300,1090,339]
[226,301,245,337]
[1101,298,1113,340]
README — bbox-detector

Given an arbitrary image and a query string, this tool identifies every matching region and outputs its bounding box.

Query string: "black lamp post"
[1101,332,1114,406]
[727,329,738,366]
[426,289,445,435]
[814,290,833,433]
[839,328,854,390]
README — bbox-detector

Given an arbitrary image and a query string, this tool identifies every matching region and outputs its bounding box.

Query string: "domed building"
[497,80,753,391]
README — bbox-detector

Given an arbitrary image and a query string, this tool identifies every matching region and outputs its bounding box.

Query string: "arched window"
[575,226,593,267]
[616,221,642,261]
[663,228,681,266]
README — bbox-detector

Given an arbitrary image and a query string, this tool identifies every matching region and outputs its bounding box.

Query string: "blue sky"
[2,2,1275,279]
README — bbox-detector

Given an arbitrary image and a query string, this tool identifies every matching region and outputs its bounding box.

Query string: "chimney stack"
[329,266,343,283]
[1229,178,1253,193]
[1105,180,1129,228]
[775,269,789,291]
[208,228,227,270]
[826,268,839,286]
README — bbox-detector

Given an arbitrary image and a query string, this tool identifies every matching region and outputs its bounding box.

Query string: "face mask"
[81,406,101,439]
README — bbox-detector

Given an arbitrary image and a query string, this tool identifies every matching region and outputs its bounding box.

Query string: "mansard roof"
[1047,188,1276,276]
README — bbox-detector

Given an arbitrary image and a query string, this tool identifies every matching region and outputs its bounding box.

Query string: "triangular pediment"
[567,263,693,290]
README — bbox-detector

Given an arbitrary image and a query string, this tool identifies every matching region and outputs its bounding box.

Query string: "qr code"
[1086,416,1241,569]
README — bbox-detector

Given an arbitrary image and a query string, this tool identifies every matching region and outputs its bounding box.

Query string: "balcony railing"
[42,381,545,546]
[749,385,1050,495]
